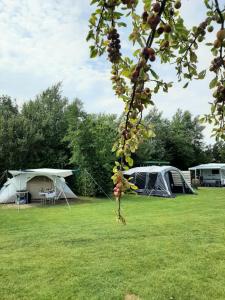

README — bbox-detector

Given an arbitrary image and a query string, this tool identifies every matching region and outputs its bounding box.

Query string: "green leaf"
[130,183,138,190]
[90,47,98,58]
[125,156,134,167]
[114,12,123,18]
[86,30,94,42]
[118,22,127,27]
[209,77,217,89]
[149,69,159,79]
[121,69,131,79]
[133,49,141,57]
[211,105,216,114]
[183,82,189,88]
[190,51,197,63]
[112,143,117,152]
[199,116,206,123]
[198,70,206,80]
[123,165,129,171]
[204,0,211,9]
[89,14,97,26]
[184,73,192,79]
[188,64,197,75]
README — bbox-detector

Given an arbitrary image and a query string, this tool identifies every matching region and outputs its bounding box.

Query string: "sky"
[0,0,224,143]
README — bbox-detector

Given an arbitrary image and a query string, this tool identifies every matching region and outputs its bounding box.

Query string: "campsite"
[1,188,225,299]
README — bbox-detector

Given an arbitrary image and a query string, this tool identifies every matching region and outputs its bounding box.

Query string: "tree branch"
[214,0,224,30]
[123,0,168,150]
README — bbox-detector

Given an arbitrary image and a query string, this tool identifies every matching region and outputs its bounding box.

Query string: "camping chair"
[45,191,56,205]
[39,192,47,205]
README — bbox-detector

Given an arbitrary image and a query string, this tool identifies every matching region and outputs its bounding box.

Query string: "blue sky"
[0,0,224,143]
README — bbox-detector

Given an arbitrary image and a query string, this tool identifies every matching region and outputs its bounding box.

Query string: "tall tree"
[136,109,207,170]
[211,141,225,162]
[67,113,117,195]
[20,83,69,168]
[135,108,170,164]
[0,96,21,172]
[169,110,206,169]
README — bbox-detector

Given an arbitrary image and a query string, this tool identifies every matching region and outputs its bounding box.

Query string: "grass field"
[1,188,225,300]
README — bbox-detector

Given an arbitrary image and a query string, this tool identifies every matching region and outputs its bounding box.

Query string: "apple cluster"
[214,29,225,49]
[210,57,224,73]
[121,0,135,8]
[113,178,124,198]
[193,21,208,43]
[111,70,126,96]
[213,85,225,105]
[142,1,181,32]
[107,28,121,63]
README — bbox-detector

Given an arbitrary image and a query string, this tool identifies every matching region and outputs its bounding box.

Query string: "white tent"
[189,163,225,186]
[0,168,77,204]
[124,165,194,197]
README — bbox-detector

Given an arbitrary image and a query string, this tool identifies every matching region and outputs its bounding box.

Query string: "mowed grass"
[1,189,225,300]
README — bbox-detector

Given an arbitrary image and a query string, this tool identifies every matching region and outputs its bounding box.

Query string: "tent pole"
[84,169,113,201]
[56,177,70,209]
[61,180,70,209]
[17,196,20,212]
[18,172,22,212]
[54,176,57,205]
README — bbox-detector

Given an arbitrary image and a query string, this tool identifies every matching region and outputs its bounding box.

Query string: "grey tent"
[124,166,194,198]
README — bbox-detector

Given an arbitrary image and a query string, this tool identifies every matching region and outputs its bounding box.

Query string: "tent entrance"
[132,172,169,197]
[135,172,147,189]
[165,170,192,194]
[133,172,158,190]
[27,176,54,200]
[146,173,158,189]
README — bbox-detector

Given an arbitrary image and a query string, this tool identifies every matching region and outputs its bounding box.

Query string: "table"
[39,192,56,205]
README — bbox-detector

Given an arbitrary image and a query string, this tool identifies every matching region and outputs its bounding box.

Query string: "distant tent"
[124,166,194,198]
[0,168,77,204]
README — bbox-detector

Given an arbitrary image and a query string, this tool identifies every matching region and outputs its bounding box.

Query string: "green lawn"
[1,188,225,300]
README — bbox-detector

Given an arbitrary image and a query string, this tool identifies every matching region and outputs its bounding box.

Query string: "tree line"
[0,83,224,195]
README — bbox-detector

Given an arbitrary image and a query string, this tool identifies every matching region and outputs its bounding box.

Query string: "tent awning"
[124,165,175,176]
[9,168,75,178]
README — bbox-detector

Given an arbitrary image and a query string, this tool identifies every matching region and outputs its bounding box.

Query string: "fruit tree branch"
[123,0,168,149]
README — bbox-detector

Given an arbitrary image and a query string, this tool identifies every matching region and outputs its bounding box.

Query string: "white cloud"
[0,0,88,75]
[0,0,221,144]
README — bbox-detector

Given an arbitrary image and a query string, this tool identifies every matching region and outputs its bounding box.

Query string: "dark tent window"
[212,169,219,174]
[135,172,147,189]
[147,173,158,189]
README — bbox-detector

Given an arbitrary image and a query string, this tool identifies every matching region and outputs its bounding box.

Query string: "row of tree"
[0,83,224,195]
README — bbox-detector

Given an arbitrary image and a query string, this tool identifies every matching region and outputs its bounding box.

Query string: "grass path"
[0,188,225,299]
